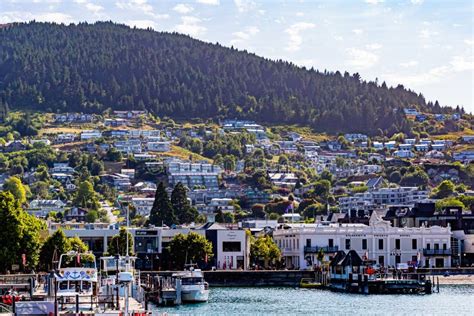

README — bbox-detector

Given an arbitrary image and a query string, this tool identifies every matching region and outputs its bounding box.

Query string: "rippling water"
[153,285,474,315]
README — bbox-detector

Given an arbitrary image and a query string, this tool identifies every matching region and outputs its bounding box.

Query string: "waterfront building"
[273,211,451,270]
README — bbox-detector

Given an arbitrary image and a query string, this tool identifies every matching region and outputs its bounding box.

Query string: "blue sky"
[1,0,473,112]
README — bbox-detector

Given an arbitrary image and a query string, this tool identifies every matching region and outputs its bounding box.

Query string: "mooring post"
[175,278,182,305]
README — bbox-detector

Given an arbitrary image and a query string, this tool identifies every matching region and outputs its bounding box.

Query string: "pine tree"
[149,182,177,227]
[171,182,198,224]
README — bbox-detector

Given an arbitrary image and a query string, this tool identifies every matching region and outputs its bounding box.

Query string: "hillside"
[0,21,450,135]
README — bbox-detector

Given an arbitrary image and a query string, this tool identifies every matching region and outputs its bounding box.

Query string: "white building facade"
[273,212,451,270]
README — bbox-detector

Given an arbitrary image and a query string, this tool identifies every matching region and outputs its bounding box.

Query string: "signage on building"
[135,230,158,236]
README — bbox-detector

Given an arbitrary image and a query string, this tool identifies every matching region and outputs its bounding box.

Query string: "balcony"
[423,249,451,256]
[304,246,339,253]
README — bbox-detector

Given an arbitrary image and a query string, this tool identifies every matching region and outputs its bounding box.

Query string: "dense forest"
[0,21,451,135]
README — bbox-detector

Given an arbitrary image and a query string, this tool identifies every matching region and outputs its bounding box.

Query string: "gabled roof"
[330,250,346,267]
[338,250,363,267]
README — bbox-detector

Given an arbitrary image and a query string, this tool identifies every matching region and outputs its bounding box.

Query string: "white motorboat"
[173,267,209,303]
[56,251,98,297]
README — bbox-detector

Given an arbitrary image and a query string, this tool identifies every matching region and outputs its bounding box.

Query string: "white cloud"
[115,0,168,19]
[410,0,424,4]
[400,60,419,67]
[175,16,207,37]
[196,0,220,5]
[366,43,382,50]
[173,4,194,14]
[0,11,73,24]
[365,0,384,4]
[294,59,316,69]
[230,26,259,45]
[419,28,439,39]
[32,0,62,3]
[346,48,379,69]
[285,22,315,52]
[352,29,363,35]
[126,19,157,30]
[296,12,304,17]
[334,35,344,41]
[74,0,104,15]
[234,0,257,13]
[450,55,474,72]
[464,39,473,46]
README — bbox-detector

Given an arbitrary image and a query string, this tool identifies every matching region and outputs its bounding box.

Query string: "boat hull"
[181,289,209,302]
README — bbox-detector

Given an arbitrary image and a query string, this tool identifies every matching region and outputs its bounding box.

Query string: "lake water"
[153,285,474,315]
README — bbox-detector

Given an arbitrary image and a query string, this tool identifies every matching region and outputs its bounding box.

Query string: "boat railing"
[56,293,118,312]
[0,302,12,314]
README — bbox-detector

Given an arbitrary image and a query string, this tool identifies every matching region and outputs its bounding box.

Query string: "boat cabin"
[56,251,98,296]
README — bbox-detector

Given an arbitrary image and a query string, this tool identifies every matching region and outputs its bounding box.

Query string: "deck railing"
[422,249,451,256]
[304,246,339,253]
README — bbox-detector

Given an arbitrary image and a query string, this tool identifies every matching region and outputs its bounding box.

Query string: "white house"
[81,130,102,140]
[147,141,171,152]
[131,197,155,216]
[273,212,451,270]
[393,150,414,158]
[28,199,66,217]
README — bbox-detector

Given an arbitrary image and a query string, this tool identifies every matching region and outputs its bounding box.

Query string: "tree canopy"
[0,21,446,135]
[0,191,44,273]
[149,182,177,227]
[168,232,213,270]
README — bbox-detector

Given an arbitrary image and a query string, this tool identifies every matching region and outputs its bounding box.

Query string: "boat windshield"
[182,277,204,285]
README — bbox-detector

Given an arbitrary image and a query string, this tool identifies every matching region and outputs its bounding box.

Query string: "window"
[378,256,384,266]
[328,239,334,247]
[412,239,417,250]
[434,243,439,250]
[306,239,311,247]
[362,239,367,250]
[345,239,351,250]
[395,239,400,250]
[378,239,384,250]
[443,243,447,250]
[426,243,431,250]
[223,242,241,252]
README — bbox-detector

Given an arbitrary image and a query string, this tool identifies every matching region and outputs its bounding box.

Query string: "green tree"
[74,180,100,210]
[171,182,198,224]
[3,176,28,204]
[0,191,44,272]
[320,169,333,183]
[435,197,465,212]
[107,227,134,256]
[310,180,331,201]
[250,235,281,268]
[434,180,456,199]
[251,204,266,218]
[168,232,213,269]
[39,229,71,271]
[85,210,98,223]
[149,182,177,227]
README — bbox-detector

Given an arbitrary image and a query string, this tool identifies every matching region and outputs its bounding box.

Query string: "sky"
[1,0,473,112]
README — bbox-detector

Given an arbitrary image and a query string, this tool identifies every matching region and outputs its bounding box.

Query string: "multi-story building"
[273,211,451,270]
[339,187,429,213]
[131,197,155,216]
[147,141,171,152]
[167,160,222,189]
[113,139,142,154]
[28,199,66,217]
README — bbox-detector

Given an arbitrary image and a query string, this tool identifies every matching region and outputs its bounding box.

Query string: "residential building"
[28,199,66,217]
[339,187,429,213]
[56,133,76,143]
[131,197,155,216]
[81,130,102,140]
[167,160,222,189]
[114,139,142,154]
[273,211,451,270]
[147,141,171,152]
[453,151,474,163]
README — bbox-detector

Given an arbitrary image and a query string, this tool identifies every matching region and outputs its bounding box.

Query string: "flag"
[22,253,26,266]
[205,253,208,264]
[285,203,294,214]
[76,253,81,265]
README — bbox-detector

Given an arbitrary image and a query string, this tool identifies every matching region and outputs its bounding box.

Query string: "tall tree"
[0,192,44,273]
[171,182,198,224]
[149,182,177,227]
[168,232,213,269]
[3,176,28,205]
[39,229,71,271]
[73,180,100,210]
[107,227,134,256]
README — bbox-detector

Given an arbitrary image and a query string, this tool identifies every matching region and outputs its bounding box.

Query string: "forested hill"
[0,22,446,135]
